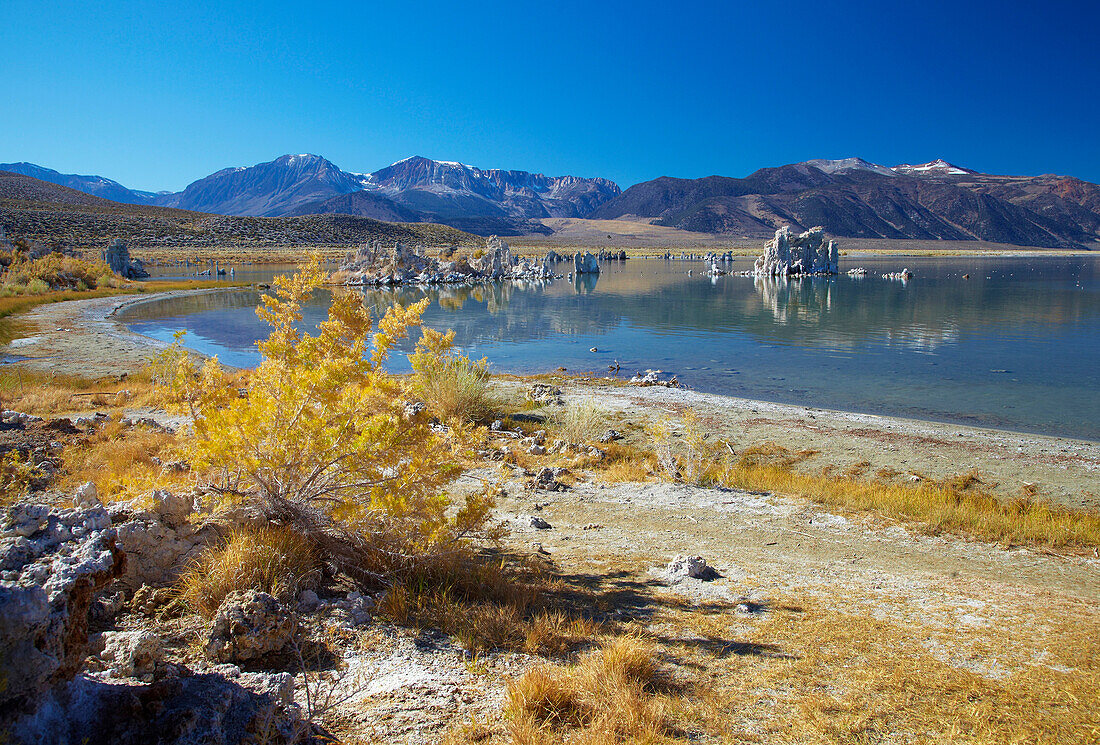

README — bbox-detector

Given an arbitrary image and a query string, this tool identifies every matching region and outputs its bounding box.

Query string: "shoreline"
[0,287,246,379]
[4,288,1097,512]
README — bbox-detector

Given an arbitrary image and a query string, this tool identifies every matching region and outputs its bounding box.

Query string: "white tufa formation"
[752,226,839,276]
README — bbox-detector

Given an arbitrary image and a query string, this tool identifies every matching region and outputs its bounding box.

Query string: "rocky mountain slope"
[154,154,365,217]
[0,162,159,205]
[2,154,621,236]
[0,170,478,249]
[593,159,1100,248]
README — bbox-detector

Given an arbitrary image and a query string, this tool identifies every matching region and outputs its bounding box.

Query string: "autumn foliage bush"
[169,258,496,589]
[1,251,114,294]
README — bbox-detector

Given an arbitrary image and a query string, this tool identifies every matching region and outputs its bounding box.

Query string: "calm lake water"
[126,255,1100,441]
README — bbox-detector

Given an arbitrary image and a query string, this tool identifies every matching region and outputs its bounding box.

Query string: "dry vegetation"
[4,259,1098,743]
[179,526,320,615]
[642,413,1100,550]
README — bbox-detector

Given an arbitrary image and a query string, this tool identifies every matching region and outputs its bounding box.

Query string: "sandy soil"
[1,289,244,379]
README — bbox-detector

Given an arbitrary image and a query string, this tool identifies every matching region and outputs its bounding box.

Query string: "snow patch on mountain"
[892,159,973,176]
[804,158,897,177]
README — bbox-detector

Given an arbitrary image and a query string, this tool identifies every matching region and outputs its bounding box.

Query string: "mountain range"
[594,158,1100,248]
[0,155,621,236]
[3,155,1099,247]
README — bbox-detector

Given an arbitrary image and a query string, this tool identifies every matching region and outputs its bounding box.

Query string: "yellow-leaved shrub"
[170,258,496,587]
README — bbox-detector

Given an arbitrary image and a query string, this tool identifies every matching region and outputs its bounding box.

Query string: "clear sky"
[3,0,1098,192]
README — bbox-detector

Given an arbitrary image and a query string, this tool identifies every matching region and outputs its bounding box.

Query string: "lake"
[125,255,1100,441]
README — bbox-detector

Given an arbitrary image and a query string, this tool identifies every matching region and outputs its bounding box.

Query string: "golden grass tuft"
[58,419,184,501]
[177,526,319,616]
[549,399,605,444]
[712,447,1100,549]
[374,550,604,657]
[504,637,672,744]
[414,354,501,424]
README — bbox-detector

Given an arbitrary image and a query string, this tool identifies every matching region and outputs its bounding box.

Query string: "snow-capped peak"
[892,159,973,176]
[804,157,897,177]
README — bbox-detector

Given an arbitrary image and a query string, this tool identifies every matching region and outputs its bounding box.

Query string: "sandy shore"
[5,289,1097,512]
[1,288,244,379]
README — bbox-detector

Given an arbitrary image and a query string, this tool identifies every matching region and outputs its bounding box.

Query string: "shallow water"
[127,255,1100,440]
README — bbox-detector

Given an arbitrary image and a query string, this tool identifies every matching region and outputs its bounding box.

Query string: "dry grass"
[584,442,657,484]
[674,596,1100,744]
[414,355,501,424]
[549,399,605,444]
[177,526,320,615]
[713,446,1100,549]
[57,419,185,501]
[374,550,604,657]
[0,366,167,417]
[448,580,1100,744]
[504,637,676,744]
[642,424,1100,549]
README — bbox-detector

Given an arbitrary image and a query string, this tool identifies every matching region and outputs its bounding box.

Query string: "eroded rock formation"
[103,238,149,279]
[573,251,600,274]
[0,502,125,719]
[752,226,838,276]
[341,235,556,286]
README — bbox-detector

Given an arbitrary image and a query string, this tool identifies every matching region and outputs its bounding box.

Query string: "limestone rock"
[88,630,164,680]
[752,226,839,276]
[205,590,298,663]
[525,383,563,405]
[0,502,125,720]
[73,481,100,510]
[340,235,555,286]
[573,251,600,274]
[665,555,717,582]
[103,238,149,279]
[10,664,304,745]
[109,490,216,589]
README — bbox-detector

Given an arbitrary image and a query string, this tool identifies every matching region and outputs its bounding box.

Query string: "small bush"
[2,252,114,293]
[0,451,38,506]
[647,411,726,485]
[410,327,499,423]
[173,258,497,591]
[26,278,49,295]
[550,398,604,443]
[178,526,319,615]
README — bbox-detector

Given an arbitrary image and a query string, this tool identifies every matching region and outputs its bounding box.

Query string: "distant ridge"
[0,170,479,249]
[0,162,158,205]
[6,153,621,236]
[593,158,1100,248]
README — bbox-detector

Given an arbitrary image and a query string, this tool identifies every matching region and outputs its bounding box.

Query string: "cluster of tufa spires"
[752,226,838,276]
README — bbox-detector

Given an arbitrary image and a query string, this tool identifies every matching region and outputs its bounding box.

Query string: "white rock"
[73,482,100,510]
[665,554,713,582]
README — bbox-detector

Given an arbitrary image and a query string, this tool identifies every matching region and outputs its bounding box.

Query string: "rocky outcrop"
[206,590,298,663]
[12,664,305,745]
[752,226,839,276]
[0,502,125,720]
[341,235,556,286]
[573,251,600,274]
[665,555,718,582]
[103,238,149,279]
[0,499,306,744]
[87,629,164,681]
[107,489,217,589]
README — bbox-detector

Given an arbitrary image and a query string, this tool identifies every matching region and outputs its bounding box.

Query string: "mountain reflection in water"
[125,255,1100,440]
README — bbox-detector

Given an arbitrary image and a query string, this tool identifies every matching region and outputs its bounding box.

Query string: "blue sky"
[3,0,1098,191]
